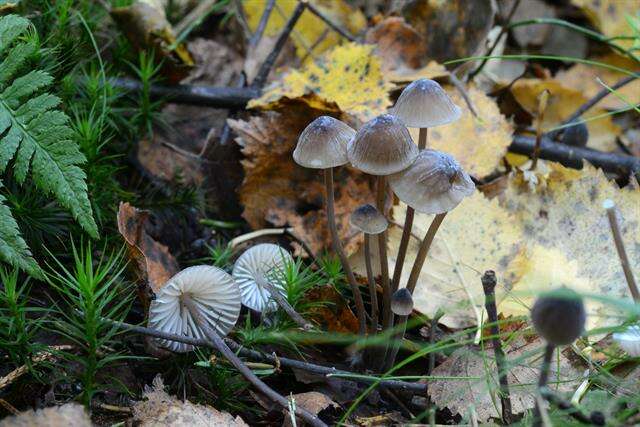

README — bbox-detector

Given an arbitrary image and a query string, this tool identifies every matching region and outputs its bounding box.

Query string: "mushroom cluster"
[292,78,475,369]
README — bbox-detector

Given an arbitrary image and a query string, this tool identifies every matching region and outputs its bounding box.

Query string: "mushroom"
[148,266,326,427]
[148,265,241,353]
[613,325,640,357]
[233,243,313,330]
[348,113,418,333]
[390,288,413,316]
[530,288,586,424]
[350,204,388,331]
[560,121,589,147]
[293,116,367,335]
[389,79,462,300]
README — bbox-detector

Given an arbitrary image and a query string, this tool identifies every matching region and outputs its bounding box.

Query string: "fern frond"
[0,187,41,278]
[0,14,98,276]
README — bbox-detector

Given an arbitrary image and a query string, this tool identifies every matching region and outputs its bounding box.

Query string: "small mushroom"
[613,325,640,357]
[233,243,313,329]
[560,121,589,147]
[350,204,388,331]
[391,78,462,129]
[293,116,367,335]
[148,265,241,353]
[390,288,413,316]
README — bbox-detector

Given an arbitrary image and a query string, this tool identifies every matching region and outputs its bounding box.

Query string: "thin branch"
[303,1,357,42]
[604,200,640,302]
[249,0,276,49]
[229,227,294,248]
[540,388,606,426]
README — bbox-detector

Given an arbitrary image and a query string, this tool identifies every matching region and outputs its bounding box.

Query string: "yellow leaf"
[409,85,513,178]
[511,79,621,152]
[243,0,366,61]
[249,43,392,123]
[571,0,639,50]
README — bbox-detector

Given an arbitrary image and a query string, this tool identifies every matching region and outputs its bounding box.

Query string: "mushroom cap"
[530,288,586,346]
[293,116,355,169]
[388,149,475,214]
[561,121,589,147]
[350,204,388,235]
[613,325,640,357]
[148,265,241,353]
[391,288,414,316]
[391,78,462,128]
[232,243,294,312]
[347,114,418,175]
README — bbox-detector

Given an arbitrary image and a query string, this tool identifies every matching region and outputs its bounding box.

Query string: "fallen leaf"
[429,339,584,422]
[133,375,248,426]
[244,0,366,62]
[0,403,91,427]
[249,42,392,123]
[283,392,339,427]
[410,85,513,179]
[306,284,359,334]
[228,105,376,257]
[509,0,555,46]
[365,17,426,72]
[511,79,621,152]
[571,0,639,50]
[386,61,450,85]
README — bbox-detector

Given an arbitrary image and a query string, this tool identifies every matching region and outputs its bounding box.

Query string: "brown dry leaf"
[249,42,392,123]
[306,285,359,334]
[117,202,179,296]
[244,0,366,62]
[136,137,204,186]
[571,0,639,50]
[283,392,339,427]
[0,404,91,427]
[409,85,513,179]
[386,61,450,85]
[556,53,640,111]
[511,79,621,152]
[133,376,248,426]
[428,339,584,422]
[228,106,376,257]
[365,16,426,72]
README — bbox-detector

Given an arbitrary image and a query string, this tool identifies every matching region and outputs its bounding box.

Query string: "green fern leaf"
[0,14,98,276]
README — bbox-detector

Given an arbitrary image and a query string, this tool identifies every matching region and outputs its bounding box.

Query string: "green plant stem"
[364,234,378,332]
[324,168,367,335]
[533,344,555,427]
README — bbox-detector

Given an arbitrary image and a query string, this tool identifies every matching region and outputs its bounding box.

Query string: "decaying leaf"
[249,43,392,123]
[229,105,376,257]
[571,0,639,50]
[509,0,555,47]
[244,0,366,62]
[133,375,248,426]
[283,392,339,427]
[511,79,621,152]
[429,339,584,422]
[365,16,426,72]
[117,202,179,297]
[306,285,359,334]
[0,404,91,427]
[409,85,513,179]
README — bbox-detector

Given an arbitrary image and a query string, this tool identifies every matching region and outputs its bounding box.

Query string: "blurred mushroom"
[613,325,640,357]
[390,288,413,316]
[560,121,589,147]
[293,116,367,335]
[350,204,388,331]
[233,243,313,329]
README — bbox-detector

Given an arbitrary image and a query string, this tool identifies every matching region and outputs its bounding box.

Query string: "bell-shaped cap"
[391,288,414,316]
[388,149,475,214]
[293,116,355,169]
[613,325,640,357]
[391,78,462,128]
[350,204,388,235]
[232,243,293,312]
[148,266,242,353]
[530,288,586,346]
[347,114,418,175]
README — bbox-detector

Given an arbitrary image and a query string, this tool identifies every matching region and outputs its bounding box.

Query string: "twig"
[96,403,132,414]
[481,271,513,424]
[540,388,605,426]
[449,73,478,117]
[0,345,72,391]
[233,0,252,41]
[249,0,276,49]
[229,227,294,248]
[509,134,640,176]
[174,0,220,36]
[252,1,306,88]
[603,200,640,302]
[531,89,549,170]
[0,398,18,415]
[303,1,357,42]
[426,309,444,426]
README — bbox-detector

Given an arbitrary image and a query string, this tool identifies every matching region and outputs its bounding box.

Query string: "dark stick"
[252,1,306,88]
[377,176,392,333]
[108,319,428,392]
[426,309,444,426]
[481,271,513,425]
[604,202,640,302]
[509,134,640,176]
[324,168,367,336]
[248,0,276,48]
[182,297,327,427]
[539,388,606,426]
[256,275,314,330]
[530,90,549,170]
[303,1,357,42]
[109,77,259,108]
[364,234,379,332]
[533,344,555,427]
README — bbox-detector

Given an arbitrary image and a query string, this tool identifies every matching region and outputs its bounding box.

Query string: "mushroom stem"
[533,344,555,427]
[377,176,392,332]
[256,274,314,330]
[604,201,639,302]
[364,234,379,332]
[181,296,327,427]
[391,127,427,294]
[324,168,367,336]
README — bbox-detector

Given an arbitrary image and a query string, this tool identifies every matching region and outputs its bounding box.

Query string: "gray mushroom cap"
[530,288,586,346]
[391,288,414,316]
[350,204,388,235]
[388,149,475,214]
[347,114,419,175]
[232,243,293,312]
[148,266,242,353]
[391,78,462,128]
[293,116,355,169]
